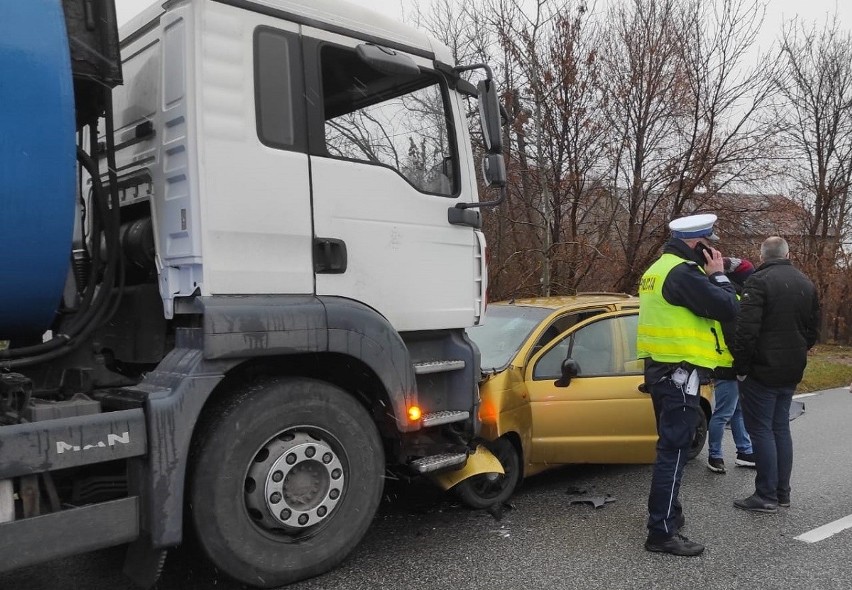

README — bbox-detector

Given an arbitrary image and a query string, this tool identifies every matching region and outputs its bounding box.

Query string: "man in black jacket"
[731,236,820,512]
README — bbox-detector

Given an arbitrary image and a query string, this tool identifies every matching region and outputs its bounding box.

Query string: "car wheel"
[454,436,521,509]
[189,377,384,588]
[688,408,708,461]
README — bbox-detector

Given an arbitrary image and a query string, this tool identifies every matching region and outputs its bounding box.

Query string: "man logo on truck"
[56,432,130,454]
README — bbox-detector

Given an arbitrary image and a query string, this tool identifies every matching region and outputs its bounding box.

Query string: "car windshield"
[467,305,552,371]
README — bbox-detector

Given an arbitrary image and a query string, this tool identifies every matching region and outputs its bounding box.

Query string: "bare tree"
[408,0,794,314]
[775,11,852,339]
[464,0,616,298]
[601,0,694,291]
[533,4,615,294]
[674,0,779,211]
[601,0,776,293]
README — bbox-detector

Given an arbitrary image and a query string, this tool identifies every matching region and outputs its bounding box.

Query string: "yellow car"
[456,294,712,508]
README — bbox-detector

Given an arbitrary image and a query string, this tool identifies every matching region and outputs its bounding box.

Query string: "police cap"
[669,213,719,242]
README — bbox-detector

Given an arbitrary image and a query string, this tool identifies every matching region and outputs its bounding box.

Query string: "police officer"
[637,213,738,556]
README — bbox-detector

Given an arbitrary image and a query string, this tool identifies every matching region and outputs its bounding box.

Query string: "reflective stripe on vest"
[637,253,725,369]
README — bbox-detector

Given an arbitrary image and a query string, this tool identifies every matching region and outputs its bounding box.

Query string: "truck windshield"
[320,45,457,196]
[466,305,552,371]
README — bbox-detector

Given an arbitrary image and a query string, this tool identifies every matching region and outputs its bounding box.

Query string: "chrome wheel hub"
[245,431,345,533]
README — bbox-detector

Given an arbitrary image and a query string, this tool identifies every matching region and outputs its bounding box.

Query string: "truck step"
[421,410,469,428]
[409,452,467,474]
[413,360,465,374]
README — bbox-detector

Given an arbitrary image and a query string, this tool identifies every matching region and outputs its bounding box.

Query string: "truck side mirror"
[477,78,502,154]
[555,358,580,387]
[481,153,506,188]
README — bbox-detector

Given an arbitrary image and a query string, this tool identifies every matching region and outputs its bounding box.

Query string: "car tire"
[188,377,384,588]
[454,436,521,509]
[688,408,708,461]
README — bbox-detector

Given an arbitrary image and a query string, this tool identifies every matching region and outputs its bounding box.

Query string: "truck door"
[194,19,313,297]
[302,31,478,331]
[160,6,315,303]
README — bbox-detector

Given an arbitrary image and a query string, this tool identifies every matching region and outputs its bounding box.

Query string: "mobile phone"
[694,241,711,261]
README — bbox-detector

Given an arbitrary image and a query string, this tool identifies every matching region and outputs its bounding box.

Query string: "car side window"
[569,319,615,376]
[533,334,572,379]
[622,313,642,373]
[530,309,607,356]
[533,315,636,379]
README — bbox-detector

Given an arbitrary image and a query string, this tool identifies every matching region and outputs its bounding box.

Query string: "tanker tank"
[0,0,77,339]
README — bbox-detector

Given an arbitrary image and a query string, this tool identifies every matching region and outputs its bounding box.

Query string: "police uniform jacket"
[712,280,744,380]
[643,238,739,384]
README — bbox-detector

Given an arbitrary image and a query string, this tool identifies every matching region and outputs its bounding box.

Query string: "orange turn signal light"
[407,405,422,422]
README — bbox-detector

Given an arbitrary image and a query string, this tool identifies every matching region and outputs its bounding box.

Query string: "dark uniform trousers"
[647,376,702,540]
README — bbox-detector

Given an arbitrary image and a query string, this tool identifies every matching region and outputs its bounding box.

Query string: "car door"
[524,310,658,465]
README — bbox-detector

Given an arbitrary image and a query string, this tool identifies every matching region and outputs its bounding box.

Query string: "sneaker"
[734,494,777,513]
[707,457,726,473]
[644,533,705,556]
[777,494,790,508]
[735,452,756,468]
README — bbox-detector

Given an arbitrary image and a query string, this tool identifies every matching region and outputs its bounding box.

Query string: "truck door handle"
[313,238,347,274]
[448,206,481,228]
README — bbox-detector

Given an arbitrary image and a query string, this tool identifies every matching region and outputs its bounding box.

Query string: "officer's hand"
[703,246,725,275]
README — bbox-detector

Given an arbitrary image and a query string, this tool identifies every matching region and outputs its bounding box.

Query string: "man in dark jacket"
[731,236,820,512]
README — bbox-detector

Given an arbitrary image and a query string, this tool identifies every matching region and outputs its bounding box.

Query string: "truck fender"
[140,296,417,548]
[200,295,417,432]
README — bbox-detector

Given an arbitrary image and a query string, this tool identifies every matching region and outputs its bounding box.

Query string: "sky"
[117,0,849,35]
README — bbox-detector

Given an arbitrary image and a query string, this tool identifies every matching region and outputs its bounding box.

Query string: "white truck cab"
[116,0,488,328]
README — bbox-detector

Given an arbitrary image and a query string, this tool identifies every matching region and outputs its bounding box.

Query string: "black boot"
[644,534,705,556]
[733,494,777,513]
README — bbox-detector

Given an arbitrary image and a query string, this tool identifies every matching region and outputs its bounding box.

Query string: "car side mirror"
[555,358,580,387]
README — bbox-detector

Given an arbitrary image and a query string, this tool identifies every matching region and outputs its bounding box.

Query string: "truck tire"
[189,377,384,588]
[453,436,520,509]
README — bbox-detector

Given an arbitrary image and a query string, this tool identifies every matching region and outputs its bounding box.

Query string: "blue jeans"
[739,378,795,502]
[646,376,702,539]
[708,379,752,459]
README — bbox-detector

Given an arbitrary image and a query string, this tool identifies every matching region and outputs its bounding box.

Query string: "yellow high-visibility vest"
[637,253,727,369]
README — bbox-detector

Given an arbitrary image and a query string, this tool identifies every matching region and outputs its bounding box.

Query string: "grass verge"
[798,344,852,393]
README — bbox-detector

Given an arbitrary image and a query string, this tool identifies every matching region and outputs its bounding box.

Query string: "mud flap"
[430,445,504,490]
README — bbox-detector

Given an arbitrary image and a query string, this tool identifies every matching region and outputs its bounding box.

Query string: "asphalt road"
[4,387,851,590]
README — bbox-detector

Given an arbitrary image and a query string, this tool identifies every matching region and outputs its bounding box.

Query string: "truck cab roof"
[120,0,454,65]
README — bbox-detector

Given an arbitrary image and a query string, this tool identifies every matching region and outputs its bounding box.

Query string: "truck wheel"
[453,437,520,509]
[189,377,384,588]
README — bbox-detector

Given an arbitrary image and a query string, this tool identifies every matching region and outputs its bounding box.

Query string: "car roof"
[490,293,639,311]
